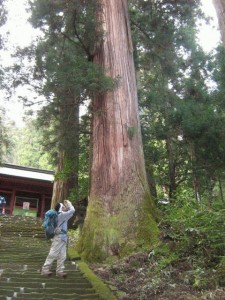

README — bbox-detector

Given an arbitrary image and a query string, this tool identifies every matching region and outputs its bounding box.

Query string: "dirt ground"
[89,252,225,300]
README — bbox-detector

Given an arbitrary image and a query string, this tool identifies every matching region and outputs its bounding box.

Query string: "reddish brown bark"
[90,0,148,207]
[78,0,158,261]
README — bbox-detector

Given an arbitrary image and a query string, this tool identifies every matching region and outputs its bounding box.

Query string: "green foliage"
[157,252,179,270]
[127,126,136,140]
[5,118,53,170]
[130,0,225,201]
[77,114,91,199]
[54,157,75,181]
[154,195,225,288]
[27,0,117,101]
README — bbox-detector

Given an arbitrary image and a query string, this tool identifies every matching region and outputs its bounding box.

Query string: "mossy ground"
[87,244,225,300]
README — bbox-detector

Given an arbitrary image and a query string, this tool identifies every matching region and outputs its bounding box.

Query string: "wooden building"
[0,164,54,218]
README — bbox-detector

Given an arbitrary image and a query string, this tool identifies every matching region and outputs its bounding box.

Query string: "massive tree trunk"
[213,0,225,43]
[77,0,158,262]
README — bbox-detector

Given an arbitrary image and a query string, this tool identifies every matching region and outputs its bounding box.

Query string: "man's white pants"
[42,236,67,273]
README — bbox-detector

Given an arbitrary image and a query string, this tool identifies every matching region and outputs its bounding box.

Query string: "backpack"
[43,209,58,239]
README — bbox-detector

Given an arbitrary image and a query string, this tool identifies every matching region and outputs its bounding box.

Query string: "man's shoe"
[56,272,67,278]
[41,270,53,276]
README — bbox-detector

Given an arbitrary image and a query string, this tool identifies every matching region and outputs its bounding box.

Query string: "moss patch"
[77,191,159,262]
[68,249,117,300]
[136,193,159,247]
[78,261,118,300]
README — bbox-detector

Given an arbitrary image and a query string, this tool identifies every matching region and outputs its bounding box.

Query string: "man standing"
[0,196,6,215]
[41,200,75,278]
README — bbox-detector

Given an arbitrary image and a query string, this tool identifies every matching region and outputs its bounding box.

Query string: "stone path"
[0,215,115,300]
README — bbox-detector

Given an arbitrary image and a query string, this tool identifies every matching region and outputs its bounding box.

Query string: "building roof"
[0,164,54,182]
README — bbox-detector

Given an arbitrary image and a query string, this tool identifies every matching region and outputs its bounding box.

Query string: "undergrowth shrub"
[156,195,225,288]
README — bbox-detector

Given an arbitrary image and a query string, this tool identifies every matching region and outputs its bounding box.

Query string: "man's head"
[55,202,66,213]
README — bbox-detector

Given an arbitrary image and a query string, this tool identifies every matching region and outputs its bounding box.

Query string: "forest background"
[0,0,224,299]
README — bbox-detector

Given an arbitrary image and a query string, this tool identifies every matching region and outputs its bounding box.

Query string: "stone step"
[0,286,96,295]
[0,264,98,298]
[1,270,86,279]
[15,293,101,300]
[1,273,86,281]
[0,233,45,238]
[0,276,89,283]
[0,281,92,288]
[0,215,115,300]
[0,292,101,300]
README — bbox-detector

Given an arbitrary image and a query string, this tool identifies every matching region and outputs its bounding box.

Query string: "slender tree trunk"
[218,177,224,203]
[51,150,68,208]
[166,133,176,199]
[164,95,176,200]
[77,0,158,262]
[208,177,215,209]
[51,95,79,208]
[146,166,157,199]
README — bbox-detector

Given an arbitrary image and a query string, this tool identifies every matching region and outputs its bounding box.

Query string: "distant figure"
[41,200,75,278]
[0,196,6,215]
